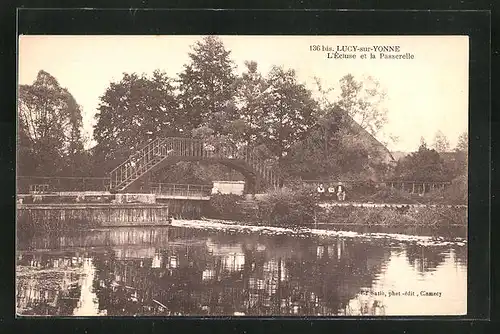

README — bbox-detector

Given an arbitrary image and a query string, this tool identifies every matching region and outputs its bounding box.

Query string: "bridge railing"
[150,183,212,197]
[17,176,110,193]
[109,137,280,192]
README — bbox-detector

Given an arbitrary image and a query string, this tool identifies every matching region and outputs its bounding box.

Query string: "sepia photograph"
[16,35,468,317]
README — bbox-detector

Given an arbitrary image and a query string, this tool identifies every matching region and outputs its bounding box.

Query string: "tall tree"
[284,107,391,181]
[432,130,450,152]
[304,76,393,181]
[455,131,468,152]
[18,70,86,175]
[258,66,318,166]
[282,110,343,180]
[336,74,388,136]
[451,131,468,177]
[93,70,179,166]
[394,143,451,181]
[420,136,427,149]
[177,36,237,135]
[232,61,269,147]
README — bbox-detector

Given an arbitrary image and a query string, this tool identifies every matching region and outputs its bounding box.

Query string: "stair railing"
[109,138,167,190]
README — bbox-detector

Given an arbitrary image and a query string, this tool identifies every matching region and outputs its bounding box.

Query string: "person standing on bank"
[337,182,346,201]
[317,183,326,200]
[327,184,336,200]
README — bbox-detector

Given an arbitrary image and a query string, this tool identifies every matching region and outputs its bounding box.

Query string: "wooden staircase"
[109,137,279,193]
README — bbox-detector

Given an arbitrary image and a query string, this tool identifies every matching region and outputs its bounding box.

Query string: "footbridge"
[109,137,279,193]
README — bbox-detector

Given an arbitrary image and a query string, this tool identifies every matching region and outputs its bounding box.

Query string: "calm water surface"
[16,224,467,316]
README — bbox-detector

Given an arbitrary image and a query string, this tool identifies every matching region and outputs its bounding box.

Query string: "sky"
[18,35,469,152]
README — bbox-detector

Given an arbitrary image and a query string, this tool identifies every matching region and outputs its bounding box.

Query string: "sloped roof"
[343,114,395,163]
[391,151,409,161]
[315,107,395,163]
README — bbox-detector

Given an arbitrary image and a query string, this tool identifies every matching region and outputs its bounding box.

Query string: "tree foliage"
[432,130,450,152]
[232,61,269,147]
[283,107,391,181]
[18,70,87,175]
[283,74,394,182]
[394,143,451,181]
[336,74,388,136]
[177,36,238,134]
[93,71,179,167]
[257,66,318,162]
[77,37,398,186]
[456,132,468,152]
[282,109,342,180]
[448,131,468,178]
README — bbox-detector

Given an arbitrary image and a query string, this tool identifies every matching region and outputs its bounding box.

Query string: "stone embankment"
[232,196,467,227]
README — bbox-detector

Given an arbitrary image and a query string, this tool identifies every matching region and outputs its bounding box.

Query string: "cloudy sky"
[18,35,469,152]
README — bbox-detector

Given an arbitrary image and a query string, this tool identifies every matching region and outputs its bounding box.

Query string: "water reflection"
[16,227,467,316]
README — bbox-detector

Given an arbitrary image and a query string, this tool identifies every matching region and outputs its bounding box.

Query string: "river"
[16,221,467,317]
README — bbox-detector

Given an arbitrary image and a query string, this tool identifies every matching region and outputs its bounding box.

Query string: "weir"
[17,199,207,227]
[15,183,214,227]
[17,204,172,227]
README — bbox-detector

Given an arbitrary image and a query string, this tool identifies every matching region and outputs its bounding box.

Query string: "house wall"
[212,181,246,195]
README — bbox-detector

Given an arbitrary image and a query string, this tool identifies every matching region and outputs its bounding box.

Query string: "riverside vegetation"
[206,179,467,229]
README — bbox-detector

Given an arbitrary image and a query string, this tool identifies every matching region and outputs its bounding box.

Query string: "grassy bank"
[317,205,467,227]
[206,186,467,228]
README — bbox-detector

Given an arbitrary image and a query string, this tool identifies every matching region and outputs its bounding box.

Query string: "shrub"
[257,186,320,227]
[407,206,467,226]
[206,193,244,220]
[443,173,467,205]
[366,186,415,204]
[344,181,379,201]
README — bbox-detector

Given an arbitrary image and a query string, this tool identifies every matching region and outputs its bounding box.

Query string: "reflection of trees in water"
[453,246,467,266]
[280,238,391,315]
[16,252,84,316]
[85,231,392,316]
[18,228,397,316]
[405,244,449,274]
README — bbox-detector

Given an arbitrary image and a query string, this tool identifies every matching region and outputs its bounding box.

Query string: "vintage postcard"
[16,35,468,317]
